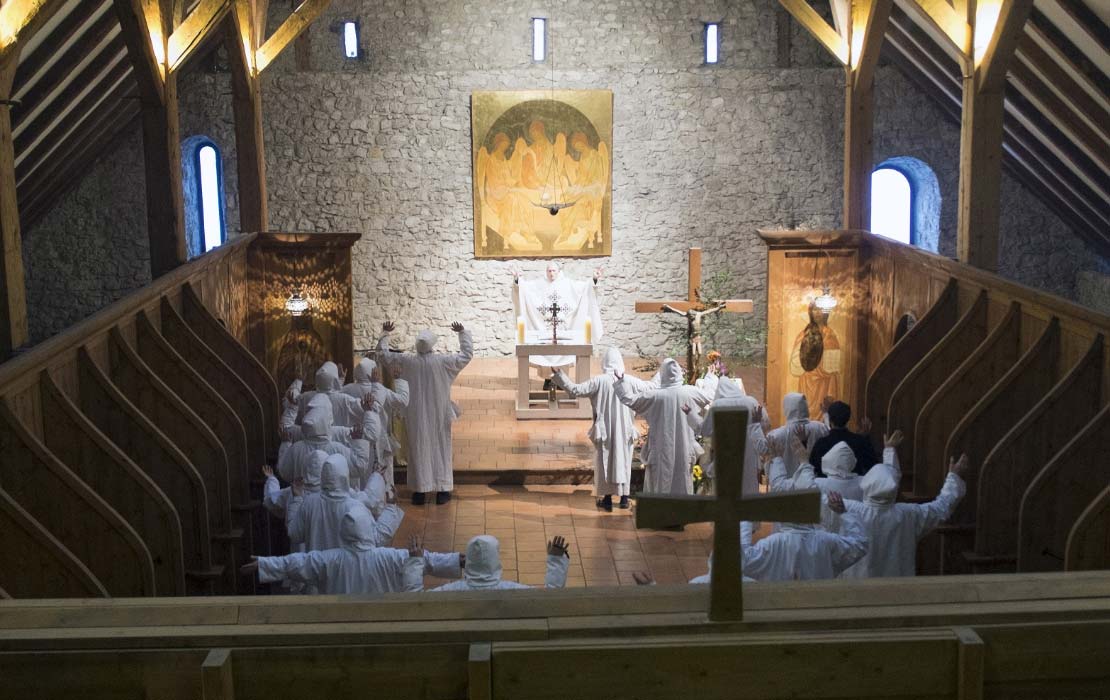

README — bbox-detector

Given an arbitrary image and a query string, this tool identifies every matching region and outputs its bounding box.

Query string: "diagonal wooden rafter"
[778,0,849,64]
[113,0,166,104]
[254,0,329,73]
[166,0,231,72]
[975,0,1036,93]
[898,0,972,57]
[0,0,70,63]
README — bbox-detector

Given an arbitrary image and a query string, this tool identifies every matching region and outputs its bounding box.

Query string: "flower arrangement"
[691,463,712,495]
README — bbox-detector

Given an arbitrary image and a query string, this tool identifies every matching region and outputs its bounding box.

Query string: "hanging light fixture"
[813,286,838,313]
[285,234,310,316]
[285,289,309,316]
[532,18,577,217]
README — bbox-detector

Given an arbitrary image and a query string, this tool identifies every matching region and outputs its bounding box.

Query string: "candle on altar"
[517,316,525,344]
[584,318,592,344]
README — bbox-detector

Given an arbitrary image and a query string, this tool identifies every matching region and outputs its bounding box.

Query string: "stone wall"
[18,0,1107,350]
[20,126,150,343]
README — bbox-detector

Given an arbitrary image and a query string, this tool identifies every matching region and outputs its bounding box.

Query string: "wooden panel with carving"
[1018,404,1110,572]
[941,319,1061,574]
[864,278,958,446]
[0,488,108,598]
[76,348,217,594]
[886,292,989,491]
[0,399,154,596]
[973,335,1104,571]
[1067,483,1110,571]
[183,282,279,460]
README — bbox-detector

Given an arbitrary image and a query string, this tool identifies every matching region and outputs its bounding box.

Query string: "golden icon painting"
[471,90,613,258]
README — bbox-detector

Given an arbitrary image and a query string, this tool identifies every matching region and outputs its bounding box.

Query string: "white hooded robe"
[842,459,966,578]
[766,392,830,478]
[615,359,711,496]
[378,329,473,493]
[694,380,766,496]
[286,454,398,551]
[257,508,457,595]
[342,358,410,485]
[814,441,866,534]
[425,535,568,591]
[552,348,645,497]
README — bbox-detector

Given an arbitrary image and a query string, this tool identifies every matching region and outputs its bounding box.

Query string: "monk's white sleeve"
[768,457,790,491]
[552,372,599,398]
[257,552,319,586]
[544,554,570,588]
[447,329,475,373]
[883,446,901,480]
[387,379,410,409]
[831,511,870,575]
[422,550,463,579]
[614,377,654,413]
[285,494,306,544]
[372,504,405,546]
[262,477,284,517]
[911,473,966,540]
[402,555,426,592]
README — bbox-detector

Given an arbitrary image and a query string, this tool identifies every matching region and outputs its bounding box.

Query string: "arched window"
[871,168,912,244]
[870,156,941,253]
[181,136,227,258]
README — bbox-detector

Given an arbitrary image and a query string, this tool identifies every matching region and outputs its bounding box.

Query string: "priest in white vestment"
[513,262,604,369]
[614,358,711,497]
[377,322,473,505]
[552,348,651,510]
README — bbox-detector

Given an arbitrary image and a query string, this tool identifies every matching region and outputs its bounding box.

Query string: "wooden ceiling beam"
[113,0,166,104]
[12,0,105,92]
[255,0,330,73]
[0,0,71,65]
[13,53,130,174]
[226,8,267,232]
[1017,32,1110,145]
[897,0,971,58]
[777,0,849,64]
[0,49,28,357]
[166,0,230,73]
[975,0,1035,93]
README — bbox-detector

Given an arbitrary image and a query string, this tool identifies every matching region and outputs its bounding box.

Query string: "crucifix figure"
[636,248,754,382]
[634,407,820,621]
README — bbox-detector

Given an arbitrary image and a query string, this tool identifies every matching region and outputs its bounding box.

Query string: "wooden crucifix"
[635,407,820,621]
[635,248,754,382]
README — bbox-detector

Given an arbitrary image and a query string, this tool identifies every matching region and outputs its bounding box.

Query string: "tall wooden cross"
[635,407,821,621]
[635,248,754,380]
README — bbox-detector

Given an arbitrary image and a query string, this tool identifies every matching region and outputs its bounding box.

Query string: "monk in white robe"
[263,450,327,520]
[766,392,829,478]
[342,358,410,485]
[512,262,604,369]
[276,394,373,485]
[552,348,648,510]
[814,442,864,534]
[421,535,569,591]
[378,321,473,505]
[615,358,711,497]
[687,379,767,496]
[742,460,869,581]
[243,508,460,595]
[838,453,968,578]
[299,362,364,428]
[286,454,402,551]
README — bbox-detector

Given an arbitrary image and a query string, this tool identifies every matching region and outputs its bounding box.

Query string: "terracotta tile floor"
[448,357,765,471]
[392,484,719,588]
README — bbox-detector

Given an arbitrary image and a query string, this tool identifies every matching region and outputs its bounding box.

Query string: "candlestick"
[517,316,525,344]
[584,318,592,344]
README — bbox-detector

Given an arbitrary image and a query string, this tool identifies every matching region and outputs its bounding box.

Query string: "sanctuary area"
[0,0,1108,698]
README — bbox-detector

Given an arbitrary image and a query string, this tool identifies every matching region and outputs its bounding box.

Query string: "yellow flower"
[692,465,704,479]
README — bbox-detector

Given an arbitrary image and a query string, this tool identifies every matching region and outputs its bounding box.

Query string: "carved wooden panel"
[0,398,154,595]
[0,488,108,598]
[887,291,989,491]
[76,348,214,592]
[135,311,260,572]
[183,282,279,461]
[974,335,1104,569]
[1067,483,1110,571]
[941,318,1061,574]
[864,278,958,445]
[914,302,1022,496]
[1018,404,1110,572]
[40,370,186,596]
[161,298,267,472]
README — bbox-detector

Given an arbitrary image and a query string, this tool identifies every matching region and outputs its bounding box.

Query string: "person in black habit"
[809,401,880,477]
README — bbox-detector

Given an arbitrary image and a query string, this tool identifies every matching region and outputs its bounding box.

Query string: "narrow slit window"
[705,23,719,64]
[343,21,359,58]
[532,18,546,62]
[870,167,912,245]
[198,145,224,252]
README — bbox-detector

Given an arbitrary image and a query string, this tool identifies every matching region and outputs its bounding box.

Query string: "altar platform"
[399,356,764,481]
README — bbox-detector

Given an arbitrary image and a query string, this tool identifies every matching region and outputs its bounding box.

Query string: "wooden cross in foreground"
[635,247,754,380]
[635,407,821,621]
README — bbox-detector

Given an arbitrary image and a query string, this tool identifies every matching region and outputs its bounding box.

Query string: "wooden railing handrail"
[0,234,257,393]
[759,229,1110,330]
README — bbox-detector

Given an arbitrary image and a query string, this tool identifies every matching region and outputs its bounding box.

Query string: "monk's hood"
[416,330,438,354]
[821,442,857,478]
[354,357,375,384]
[301,394,334,439]
[463,535,503,589]
[783,392,810,423]
[862,463,899,506]
[341,507,375,552]
[601,347,624,375]
[658,359,684,388]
